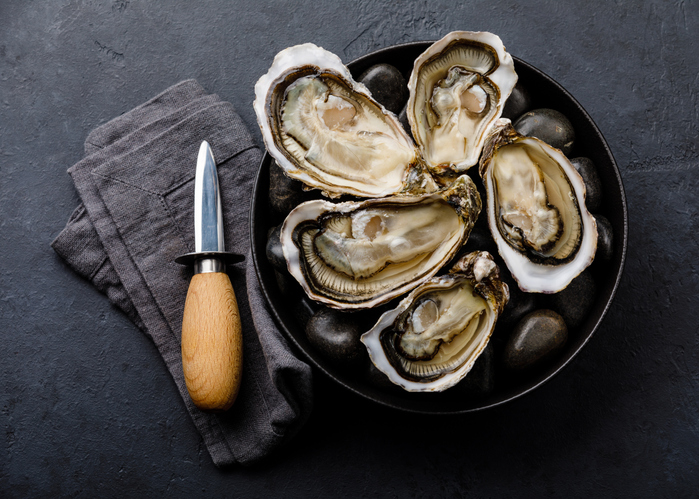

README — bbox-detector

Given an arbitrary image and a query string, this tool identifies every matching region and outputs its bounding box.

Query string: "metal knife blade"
[176,140,243,413]
[194,141,225,253]
[175,142,244,268]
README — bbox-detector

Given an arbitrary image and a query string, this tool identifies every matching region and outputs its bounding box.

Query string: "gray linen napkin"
[51,80,313,466]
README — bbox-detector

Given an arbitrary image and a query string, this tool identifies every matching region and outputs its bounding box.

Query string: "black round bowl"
[250,42,628,414]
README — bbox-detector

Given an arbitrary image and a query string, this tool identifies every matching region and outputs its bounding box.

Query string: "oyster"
[479,119,598,293]
[407,31,518,175]
[281,175,481,309]
[361,251,509,392]
[254,43,436,198]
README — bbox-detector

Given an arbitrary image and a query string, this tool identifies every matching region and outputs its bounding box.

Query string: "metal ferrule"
[194,258,225,274]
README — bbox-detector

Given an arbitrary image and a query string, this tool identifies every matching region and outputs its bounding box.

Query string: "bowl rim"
[250,40,629,414]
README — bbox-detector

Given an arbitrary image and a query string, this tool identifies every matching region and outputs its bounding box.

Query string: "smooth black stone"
[462,227,498,257]
[292,296,319,329]
[265,225,287,272]
[472,210,489,232]
[494,266,538,343]
[470,174,489,231]
[514,108,576,156]
[571,157,603,212]
[546,270,597,329]
[497,280,538,332]
[502,82,532,122]
[398,103,414,140]
[274,270,297,296]
[269,162,309,215]
[305,308,365,367]
[503,309,568,371]
[594,214,614,263]
[358,63,409,115]
[452,342,495,397]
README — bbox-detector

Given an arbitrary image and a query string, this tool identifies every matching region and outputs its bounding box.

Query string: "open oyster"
[407,31,518,175]
[254,43,436,198]
[361,251,509,392]
[281,175,481,309]
[479,119,598,293]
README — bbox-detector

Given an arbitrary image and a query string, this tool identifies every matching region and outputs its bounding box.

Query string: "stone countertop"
[1,0,697,496]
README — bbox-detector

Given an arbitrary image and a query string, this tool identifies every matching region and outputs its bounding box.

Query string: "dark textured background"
[1,0,697,496]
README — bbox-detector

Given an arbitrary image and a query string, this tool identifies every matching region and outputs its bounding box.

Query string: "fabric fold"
[51,80,312,466]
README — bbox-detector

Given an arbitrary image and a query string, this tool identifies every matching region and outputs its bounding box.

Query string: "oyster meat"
[281,175,481,309]
[254,43,436,198]
[479,119,598,293]
[361,251,509,392]
[407,31,518,175]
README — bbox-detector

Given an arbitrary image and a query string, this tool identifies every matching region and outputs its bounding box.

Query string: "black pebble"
[594,215,614,263]
[305,308,365,367]
[502,82,532,122]
[462,227,498,257]
[497,277,538,332]
[273,270,296,297]
[503,309,568,371]
[266,225,287,272]
[293,296,318,329]
[269,162,309,215]
[358,63,409,115]
[571,157,603,212]
[514,108,576,156]
[545,270,597,329]
[469,174,489,231]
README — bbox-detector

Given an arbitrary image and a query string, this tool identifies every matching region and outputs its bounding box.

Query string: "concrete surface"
[1,0,697,496]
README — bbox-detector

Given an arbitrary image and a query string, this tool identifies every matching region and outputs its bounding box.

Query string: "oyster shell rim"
[280,175,481,310]
[480,119,599,294]
[253,42,424,199]
[360,251,509,393]
[406,30,518,174]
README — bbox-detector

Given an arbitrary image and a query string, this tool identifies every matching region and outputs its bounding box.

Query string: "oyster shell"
[254,43,436,198]
[281,175,481,309]
[479,119,598,293]
[407,31,518,175]
[361,251,509,392]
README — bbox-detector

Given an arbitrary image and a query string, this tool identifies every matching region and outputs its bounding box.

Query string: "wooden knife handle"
[181,271,242,412]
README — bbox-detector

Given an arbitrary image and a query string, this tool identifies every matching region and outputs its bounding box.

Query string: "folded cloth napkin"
[51,80,313,466]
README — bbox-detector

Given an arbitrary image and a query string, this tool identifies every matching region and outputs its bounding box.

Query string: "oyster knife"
[175,141,244,412]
